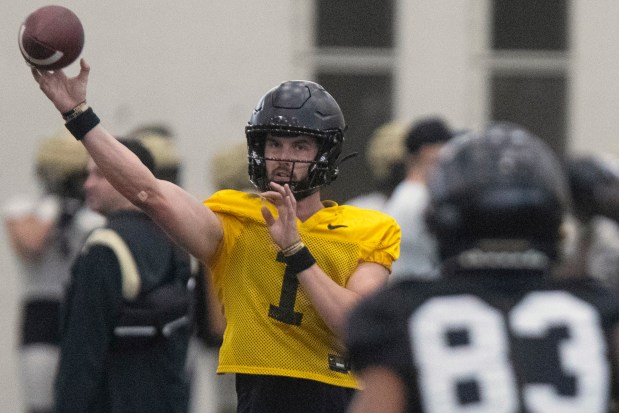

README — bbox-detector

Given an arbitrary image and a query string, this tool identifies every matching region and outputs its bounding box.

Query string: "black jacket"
[55,210,192,413]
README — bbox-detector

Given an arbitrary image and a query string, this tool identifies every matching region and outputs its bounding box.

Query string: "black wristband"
[284,246,316,274]
[65,107,100,140]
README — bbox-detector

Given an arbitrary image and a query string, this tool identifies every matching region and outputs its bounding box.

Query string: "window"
[488,0,569,153]
[316,73,393,203]
[491,74,566,153]
[317,0,394,48]
[314,0,395,203]
[493,0,568,51]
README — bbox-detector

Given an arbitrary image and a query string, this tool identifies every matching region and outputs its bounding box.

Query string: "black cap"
[405,117,452,154]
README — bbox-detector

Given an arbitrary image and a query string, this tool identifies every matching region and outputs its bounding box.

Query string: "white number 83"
[409,292,609,413]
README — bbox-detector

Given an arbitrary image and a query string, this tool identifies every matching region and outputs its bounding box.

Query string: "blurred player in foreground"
[31,59,400,413]
[346,123,619,413]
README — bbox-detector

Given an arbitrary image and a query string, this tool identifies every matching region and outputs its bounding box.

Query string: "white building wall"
[570,0,619,155]
[396,0,619,156]
[395,0,481,129]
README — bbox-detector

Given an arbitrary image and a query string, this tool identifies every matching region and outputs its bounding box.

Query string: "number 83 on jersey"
[410,291,609,413]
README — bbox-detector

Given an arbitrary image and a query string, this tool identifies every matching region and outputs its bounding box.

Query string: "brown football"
[18,5,84,70]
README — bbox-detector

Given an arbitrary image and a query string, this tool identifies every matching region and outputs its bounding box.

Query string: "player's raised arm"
[31,60,223,262]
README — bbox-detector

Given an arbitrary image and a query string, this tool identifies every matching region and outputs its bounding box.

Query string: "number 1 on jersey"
[268,251,303,325]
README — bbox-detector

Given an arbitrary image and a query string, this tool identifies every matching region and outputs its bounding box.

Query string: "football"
[18,5,84,70]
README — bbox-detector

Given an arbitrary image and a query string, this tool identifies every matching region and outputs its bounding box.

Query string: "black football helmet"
[566,155,619,223]
[245,80,346,199]
[425,122,569,263]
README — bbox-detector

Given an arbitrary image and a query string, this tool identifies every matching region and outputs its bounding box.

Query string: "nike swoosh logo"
[327,224,348,230]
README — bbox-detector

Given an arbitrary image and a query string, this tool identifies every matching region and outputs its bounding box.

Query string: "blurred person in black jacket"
[54,139,192,413]
[3,127,105,413]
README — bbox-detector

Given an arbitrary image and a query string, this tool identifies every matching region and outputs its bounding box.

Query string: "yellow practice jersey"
[204,190,400,389]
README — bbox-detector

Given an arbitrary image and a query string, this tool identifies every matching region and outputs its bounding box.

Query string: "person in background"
[54,138,193,413]
[3,127,104,413]
[557,154,619,296]
[346,121,407,211]
[345,123,619,413]
[31,61,400,413]
[383,117,453,280]
[128,123,183,184]
[211,141,255,194]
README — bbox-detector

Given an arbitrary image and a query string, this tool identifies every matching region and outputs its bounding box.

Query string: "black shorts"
[235,374,355,413]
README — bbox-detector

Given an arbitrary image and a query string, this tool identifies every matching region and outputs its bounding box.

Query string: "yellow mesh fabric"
[204,190,400,388]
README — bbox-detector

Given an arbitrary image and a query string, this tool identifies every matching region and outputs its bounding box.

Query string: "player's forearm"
[82,124,159,207]
[83,123,222,261]
[297,265,362,338]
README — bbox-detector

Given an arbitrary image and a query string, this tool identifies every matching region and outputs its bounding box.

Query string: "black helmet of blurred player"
[425,122,569,266]
[245,80,346,199]
[566,155,619,224]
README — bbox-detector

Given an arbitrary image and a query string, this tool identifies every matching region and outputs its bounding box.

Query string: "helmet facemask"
[247,128,343,200]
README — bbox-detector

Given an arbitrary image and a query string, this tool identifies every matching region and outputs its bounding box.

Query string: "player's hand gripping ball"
[18,5,84,70]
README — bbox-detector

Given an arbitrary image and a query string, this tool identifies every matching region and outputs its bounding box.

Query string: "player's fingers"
[77,58,90,81]
[283,184,296,208]
[282,200,295,225]
[272,181,292,195]
[283,192,294,213]
[31,67,41,82]
[261,191,282,204]
[54,69,68,81]
[261,206,275,226]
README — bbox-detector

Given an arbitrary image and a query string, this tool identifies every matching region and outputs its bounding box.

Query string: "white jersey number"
[409,292,609,413]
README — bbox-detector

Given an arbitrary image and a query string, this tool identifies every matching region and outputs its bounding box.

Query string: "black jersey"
[346,269,619,413]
